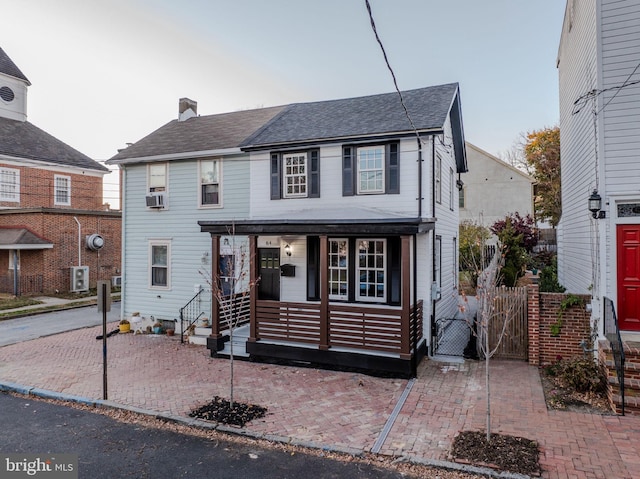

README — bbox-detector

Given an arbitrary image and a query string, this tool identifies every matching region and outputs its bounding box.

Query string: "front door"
[617,225,640,331]
[258,248,280,301]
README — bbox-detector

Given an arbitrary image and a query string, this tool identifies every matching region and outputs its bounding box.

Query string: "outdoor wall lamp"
[284,244,292,256]
[588,190,606,219]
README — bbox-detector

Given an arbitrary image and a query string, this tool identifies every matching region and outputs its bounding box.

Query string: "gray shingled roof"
[241,83,460,148]
[0,48,30,84]
[0,228,53,249]
[109,106,287,161]
[0,117,108,172]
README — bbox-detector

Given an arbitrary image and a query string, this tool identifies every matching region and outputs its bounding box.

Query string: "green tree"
[459,221,491,288]
[524,126,561,227]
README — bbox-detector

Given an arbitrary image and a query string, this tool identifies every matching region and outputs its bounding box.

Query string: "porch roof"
[0,228,53,250]
[199,208,435,235]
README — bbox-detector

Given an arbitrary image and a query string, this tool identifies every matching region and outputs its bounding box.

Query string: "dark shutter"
[270,153,281,200]
[342,146,354,196]
[388,237,401,305]
[386,142,400,194]
[309,149,320,198]
[307,236,320,300]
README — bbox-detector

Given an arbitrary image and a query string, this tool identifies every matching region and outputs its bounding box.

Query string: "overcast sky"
[3,0,566,207]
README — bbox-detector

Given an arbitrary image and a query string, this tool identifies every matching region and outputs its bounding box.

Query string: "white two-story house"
[557,0,640,336]
[110,85,467,376]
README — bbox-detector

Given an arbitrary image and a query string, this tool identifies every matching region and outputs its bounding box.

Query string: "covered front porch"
[199,213,432,376]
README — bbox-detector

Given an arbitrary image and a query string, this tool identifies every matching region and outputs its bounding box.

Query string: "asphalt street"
[0,302,121,346]
[0,392,408,479]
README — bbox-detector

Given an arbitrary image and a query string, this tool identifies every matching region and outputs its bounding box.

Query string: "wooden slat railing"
[255,300,424,356]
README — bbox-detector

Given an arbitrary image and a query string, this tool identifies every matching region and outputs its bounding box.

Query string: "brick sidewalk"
[0,323,638,478]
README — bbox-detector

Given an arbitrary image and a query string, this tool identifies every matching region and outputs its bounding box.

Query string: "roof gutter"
[106,147,243,165]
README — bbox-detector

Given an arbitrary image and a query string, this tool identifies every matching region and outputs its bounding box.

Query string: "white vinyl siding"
[54,175,70,205]
[0,167,19,202]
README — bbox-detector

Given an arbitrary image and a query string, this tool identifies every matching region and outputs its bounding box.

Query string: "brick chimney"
[178,98,197,121]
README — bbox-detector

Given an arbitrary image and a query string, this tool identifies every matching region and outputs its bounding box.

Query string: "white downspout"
[73,216,81,266]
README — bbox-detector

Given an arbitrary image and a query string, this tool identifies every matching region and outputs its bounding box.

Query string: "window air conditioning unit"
[145,193,165,208]
[71,266,89,292]
[111,275,122,287]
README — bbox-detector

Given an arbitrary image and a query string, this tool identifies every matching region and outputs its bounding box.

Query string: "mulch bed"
[189,396,267,427]
[450,431,541,476]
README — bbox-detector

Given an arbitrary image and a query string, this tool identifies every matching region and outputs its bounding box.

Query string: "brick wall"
[0,163,105,210]
[527,282,592,366]
[0,210,121,294]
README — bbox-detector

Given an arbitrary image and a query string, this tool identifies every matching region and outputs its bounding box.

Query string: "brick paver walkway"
[0,323,638,478]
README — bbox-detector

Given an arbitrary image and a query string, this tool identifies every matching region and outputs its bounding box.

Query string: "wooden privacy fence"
[479,286,528,360]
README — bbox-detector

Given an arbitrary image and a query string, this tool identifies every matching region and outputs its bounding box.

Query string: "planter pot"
[166,328,175,337]
[119,323,130,333]
[153,326,162,334]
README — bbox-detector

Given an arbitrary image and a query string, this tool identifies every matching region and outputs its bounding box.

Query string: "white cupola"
[0,47,30,122]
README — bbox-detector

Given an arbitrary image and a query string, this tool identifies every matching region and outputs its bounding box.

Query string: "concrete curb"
[0,380,534,479]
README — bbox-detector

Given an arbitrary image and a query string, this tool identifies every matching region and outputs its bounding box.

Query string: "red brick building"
[0,47,121,294]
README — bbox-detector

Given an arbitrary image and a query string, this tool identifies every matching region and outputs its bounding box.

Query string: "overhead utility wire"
[364,0,421,143]
[572,61,640,115]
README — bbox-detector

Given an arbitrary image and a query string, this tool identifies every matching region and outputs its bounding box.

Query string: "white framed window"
[283,152,307,198]
[435,155,442,204]
[329,239,349,300]
[54,175,71,205]
[199,159,221,206]
[459,186,465,209]
[357,239,386,302]
[0,167,19,202]
[449,168,455,210]
[149,240,171,289]
[435,235,442,293]
[148,163,167,193]
[357,146,385,194]
[8,250,19,271]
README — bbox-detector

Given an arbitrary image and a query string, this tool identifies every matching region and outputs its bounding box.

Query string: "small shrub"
[551,357,608,395]
[539,263,565,293]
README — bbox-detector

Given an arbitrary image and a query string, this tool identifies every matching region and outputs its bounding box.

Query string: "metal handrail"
[180,289,205,344]
[604,297,625,415]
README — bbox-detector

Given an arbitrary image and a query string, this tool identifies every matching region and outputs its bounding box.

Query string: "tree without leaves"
[524,126,561,227]
[459,230,520,441]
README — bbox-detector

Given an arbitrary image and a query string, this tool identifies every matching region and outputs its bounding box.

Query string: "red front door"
[617,225,640,331]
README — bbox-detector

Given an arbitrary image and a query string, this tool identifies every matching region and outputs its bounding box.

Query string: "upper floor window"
[459,186,465,209]
[149,240,170,289]
[343,142,399,196]
[148,163,167,193]
[270,149,319,200]
[435,154,442,204]
[284,153,307,198]
[0,167,19,202]
[199,159,220,206]
[449,168,455,210]
[54,175,71,206]
[357,146,384,194]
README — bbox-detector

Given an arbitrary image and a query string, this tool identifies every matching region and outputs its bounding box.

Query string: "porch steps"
[186,327,212,346]
[600,339,640,415]
[217,325,250,358]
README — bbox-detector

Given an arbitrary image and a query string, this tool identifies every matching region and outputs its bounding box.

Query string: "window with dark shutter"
[270,153,281,200]
[307,236,320,300]
[342,146,354,196]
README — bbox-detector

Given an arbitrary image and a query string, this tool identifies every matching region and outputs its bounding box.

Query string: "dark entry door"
[258,248,280,301]
[617,224,640,331]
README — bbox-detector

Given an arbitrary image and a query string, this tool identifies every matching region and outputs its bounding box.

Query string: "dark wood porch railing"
[254,299,423,356]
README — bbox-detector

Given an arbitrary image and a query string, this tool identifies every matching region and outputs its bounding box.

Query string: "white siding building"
[557,0,640,334]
